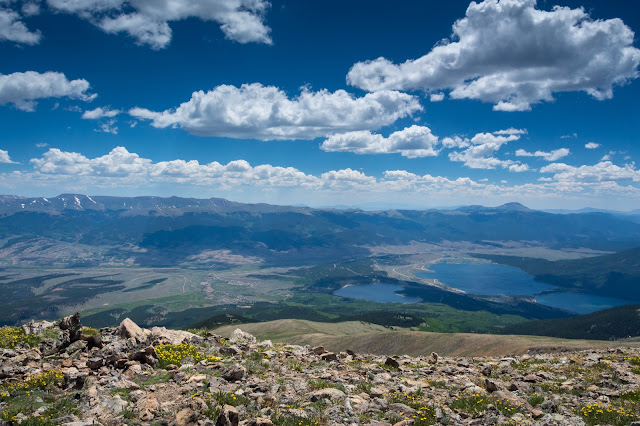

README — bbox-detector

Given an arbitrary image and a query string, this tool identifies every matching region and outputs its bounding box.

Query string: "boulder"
[129,345,158,366]
[222,363,246,382]
[216,405,239,426]
[58,313,82,343]
[137,395,160,421]
[312,346,326,355]
[485,378,500,393]
[385,357,400,369]
[220,345,240,356]
[150,327,200,345]
[118,318,148,342]
[58,313,81,331]
[321,352,339,362]
[86,357,104,370]
[308,388,346,402]
[229,328,256,345]
[175,408,198,426]
[22,320,55,336]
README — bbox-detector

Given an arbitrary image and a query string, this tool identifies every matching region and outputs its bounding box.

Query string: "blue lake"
[417,261,636,314]
[334,283,421,304]
[416,261,554,296]
[534,292,636,315]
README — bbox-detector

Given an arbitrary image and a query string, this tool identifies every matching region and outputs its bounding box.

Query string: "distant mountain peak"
[496,202,532,211]
[455,202,533,213]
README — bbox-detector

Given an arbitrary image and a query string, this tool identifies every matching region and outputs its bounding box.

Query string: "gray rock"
[87,357,104,370]
[216,405,239,426]
[118,318,148,343]
[222,363,246,382]
[485,378,500,392]
[312,346,326,355]
[308,388,346,401]
[229,329,256,345]
[385,357,400,369]
[175,408,198,426]
[321,352,339,362]
[540,399,558,412]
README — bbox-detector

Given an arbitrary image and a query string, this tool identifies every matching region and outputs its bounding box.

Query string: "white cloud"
[0,71,95,111]
[515,148,570,161]
[321,168,376,186]
[21,2,40,16]
[321,125,439,158]
[0,7,41,44]
[46,0,272,49]
[10,146,640,207]
[540,161,640,183]
[130,83,422,140]
[347,0,640,111]
[0,149,17,164]
[35,142,49,148]
[508,164,530,172]
[448,129,527,170]
[95,119,118,134]
[493,128,527,135]
[441,136,470,149]
[30,146,321,188]
[82,106,120,119]
[561,133,578,139]
[585,142,600,149]
[429,93,444,102]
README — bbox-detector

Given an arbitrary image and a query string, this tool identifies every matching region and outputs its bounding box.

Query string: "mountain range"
[0,194,639,268]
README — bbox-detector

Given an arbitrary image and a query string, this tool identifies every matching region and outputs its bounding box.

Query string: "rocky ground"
[2,315,640,426]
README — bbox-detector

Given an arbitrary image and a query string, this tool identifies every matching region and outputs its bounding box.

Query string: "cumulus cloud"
[441,136,470,149]
[30,146,321,187]
[82,106,120,119]
[0,71,95,111]
[515,148,570,161]
[321,125,439,158]
[585,142,600,149]
[347,0,640,111]
[540,161,640,183]
[321,168,376,186]
[45,0,272,49]
[130,83,422,140]
[0,149,17,164]
[12,146,640,206]
[0,6,41,44]
[430,93,444,102]
[448,129,528,170]
[21,2,40,16]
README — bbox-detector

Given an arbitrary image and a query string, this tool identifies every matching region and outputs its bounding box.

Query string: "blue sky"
[0,0,639,210]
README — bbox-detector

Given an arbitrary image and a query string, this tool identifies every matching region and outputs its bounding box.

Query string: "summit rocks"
[2,315,640,425]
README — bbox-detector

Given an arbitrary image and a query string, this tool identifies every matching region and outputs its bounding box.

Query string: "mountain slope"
[501,304,640,340]
[212,319,636,356]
